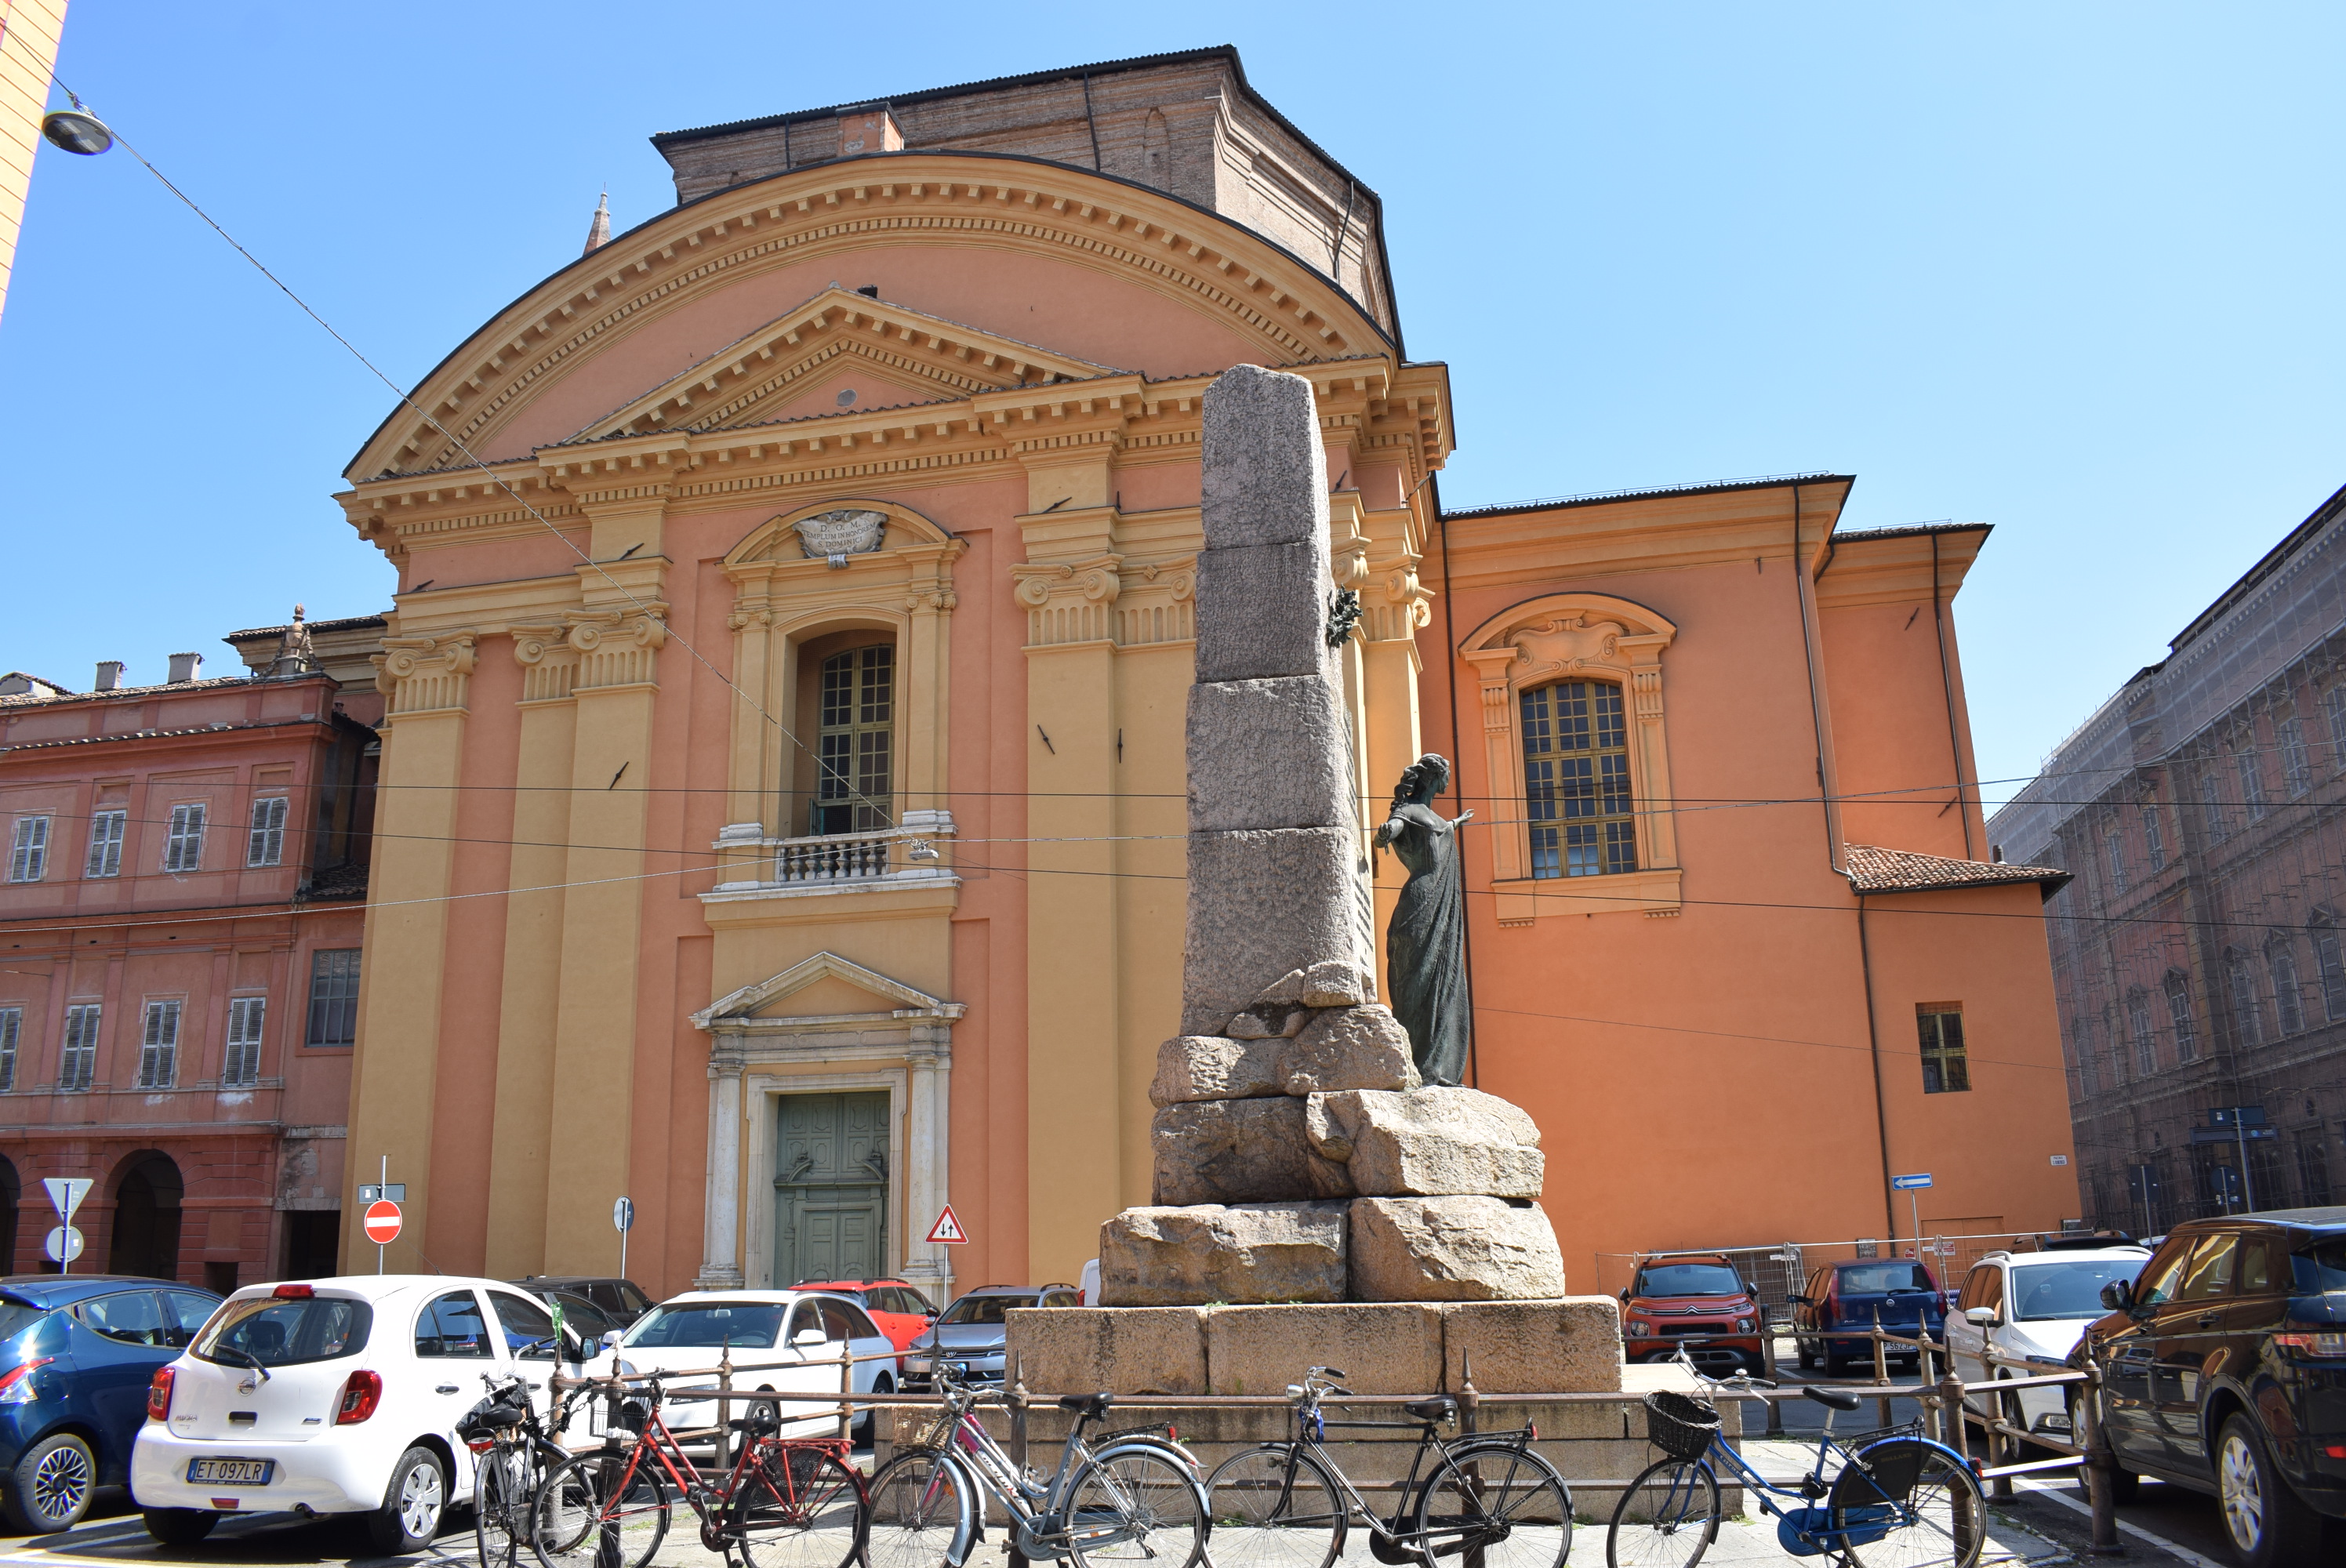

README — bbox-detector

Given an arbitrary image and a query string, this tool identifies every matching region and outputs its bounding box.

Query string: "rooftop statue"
[1375,754,1473,1087]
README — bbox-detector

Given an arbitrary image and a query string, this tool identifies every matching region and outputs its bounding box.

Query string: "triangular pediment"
[690,950,964,1029]
[565,287,1123,444]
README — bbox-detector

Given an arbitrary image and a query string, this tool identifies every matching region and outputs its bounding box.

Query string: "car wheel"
[857,1374,892,1447]
[3,1432,96,1532]
[1823,1347,1852,1377]
[143,1508,220,1546]
[365,1446,448,1555]
[2217,1413,2323,1568]
[1795,1337,1817,1370]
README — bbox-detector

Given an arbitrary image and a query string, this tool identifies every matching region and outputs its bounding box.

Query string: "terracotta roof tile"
[1843,843,2070,897]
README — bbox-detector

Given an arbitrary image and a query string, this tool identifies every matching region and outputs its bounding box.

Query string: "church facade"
[332,48,2079,1296]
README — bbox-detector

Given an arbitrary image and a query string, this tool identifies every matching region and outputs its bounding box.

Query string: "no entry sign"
[363,1200,403,1246]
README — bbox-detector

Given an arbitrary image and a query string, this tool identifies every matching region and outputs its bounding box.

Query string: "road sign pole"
[1909,1190,1921,1253]
[2238,1117,2255,1212]
[379,1156,387,1275]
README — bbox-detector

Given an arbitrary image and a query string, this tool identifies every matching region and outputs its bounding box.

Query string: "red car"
[1618,1254,1767,1374]
[795,1279,937,1357]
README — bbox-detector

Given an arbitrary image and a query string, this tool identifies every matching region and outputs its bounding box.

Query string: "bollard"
[2079,1361,2123,1556]
[1761,1323,1785,1436]
[1936,1367,1967,1465]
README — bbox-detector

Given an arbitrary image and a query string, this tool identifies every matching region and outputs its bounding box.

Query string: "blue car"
[0,1276,221,1532]
[1791,1259,1948,1376]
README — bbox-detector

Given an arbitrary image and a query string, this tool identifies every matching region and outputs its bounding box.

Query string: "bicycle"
[864,1363,1208,1568]
[529,1367,867,1568]
[1605,1349,1985,1567]
[459,1370,591,1568]
[1204,1365,1574,1568]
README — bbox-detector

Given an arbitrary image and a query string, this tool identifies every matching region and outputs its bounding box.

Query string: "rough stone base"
[1151,1096,1352,1204]
[1004,1298,1622,1395]
[1349,1197,1569,1301]
[1098,1203,1348,1306]
[1182,826,1373,1035]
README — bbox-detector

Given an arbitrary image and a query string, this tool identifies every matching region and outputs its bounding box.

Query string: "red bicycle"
[530,1369,867,1568]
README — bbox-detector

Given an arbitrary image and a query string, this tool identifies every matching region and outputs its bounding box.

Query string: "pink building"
[0,617,380,1287]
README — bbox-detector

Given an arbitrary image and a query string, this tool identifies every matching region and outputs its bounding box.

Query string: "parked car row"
[0,1269,1103,1544]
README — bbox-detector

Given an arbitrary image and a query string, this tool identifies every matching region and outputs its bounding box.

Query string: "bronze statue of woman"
[1374,753,1472,1086]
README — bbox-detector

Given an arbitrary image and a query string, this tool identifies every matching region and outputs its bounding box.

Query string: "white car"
[581,1290,898,1446]
[1946,1243,2151,1437]
[130,1276,583,1552]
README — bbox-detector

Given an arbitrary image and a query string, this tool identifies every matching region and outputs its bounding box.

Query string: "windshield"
[0,1301,49,1345]
[196,1296,372,1367]
[1634,1265,1745,1298]
[2292,1240,2346,1292]
[2009,1259,2142,1320]
[621,1302,785,1349]
[939,1295,1020,1327]
[1839,1265,1934,1294]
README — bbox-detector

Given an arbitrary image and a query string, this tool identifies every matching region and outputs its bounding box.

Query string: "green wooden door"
[774,1091,888,1286]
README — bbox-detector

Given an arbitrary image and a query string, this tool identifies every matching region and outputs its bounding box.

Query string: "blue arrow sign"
[1891,1173,1934,1190]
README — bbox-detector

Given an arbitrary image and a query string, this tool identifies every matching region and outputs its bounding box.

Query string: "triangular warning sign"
[926,1204,968,1244]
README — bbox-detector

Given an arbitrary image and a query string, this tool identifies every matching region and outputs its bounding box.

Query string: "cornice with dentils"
[335,358,1453,560]
[345,152,1404,485]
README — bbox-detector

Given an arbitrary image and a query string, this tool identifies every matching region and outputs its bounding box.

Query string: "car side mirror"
[1788,1294,1809,1306]
[1964,1306,1999,1327]
[1618,1289,1631,1303]
[601,1330,624,1350]
[792,1328,828,1348]
[2098,1280,2133,1312]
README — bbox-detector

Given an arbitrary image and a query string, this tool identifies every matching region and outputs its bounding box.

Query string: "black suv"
[510,1275,654,1328]
[2076,1207,2346,1566]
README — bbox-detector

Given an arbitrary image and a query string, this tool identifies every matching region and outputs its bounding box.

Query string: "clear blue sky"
[4,2,2339,802]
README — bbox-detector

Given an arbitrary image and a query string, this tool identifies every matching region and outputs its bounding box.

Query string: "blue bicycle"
[1605,1357,1985,1567]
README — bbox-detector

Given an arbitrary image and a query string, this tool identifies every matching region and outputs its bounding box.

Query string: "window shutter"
[248,797,288,867]
[9,817,48,882]
[0,1007,19,1093]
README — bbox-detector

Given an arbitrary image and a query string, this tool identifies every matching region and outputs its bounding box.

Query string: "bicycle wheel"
[1606,1457,1719,1568]
[1063,1444,1208,1568]
[1828,1437,1985,1568]
[474,1443,532,1568]
[529,1451,670,1568]
[729,1443,867,1568]
[1206,1445,1346,1568]
[1412,1440,1574,1568]
[866,1449,975,1568]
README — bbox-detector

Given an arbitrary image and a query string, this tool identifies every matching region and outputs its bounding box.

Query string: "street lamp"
[41,100,113,156]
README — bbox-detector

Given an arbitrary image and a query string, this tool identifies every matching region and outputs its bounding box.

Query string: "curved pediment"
[348,153,1395,482]
[724,498,955,570]
[564,286,1123,445]
[1460,592,1680,681]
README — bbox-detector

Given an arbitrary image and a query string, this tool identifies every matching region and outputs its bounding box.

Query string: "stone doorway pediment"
[691,950,965,1032]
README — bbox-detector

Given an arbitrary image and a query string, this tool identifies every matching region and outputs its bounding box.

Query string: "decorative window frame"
[1459,593,1682,922]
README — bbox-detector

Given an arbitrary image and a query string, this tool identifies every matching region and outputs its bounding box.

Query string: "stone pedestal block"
[1151,1098,1352,1204]
[1182,826,1374,1035]
[1204,1302,1444,1396]
[1149,1036,1284,1107]
[1097,1203,1348,1306]
[1306,1087,1544,1197]
[1186,676,1352,833]
[1201,364,1330,550]
[1194,542,1338,684]
[1440,1300,1624,1393]
[1349,1197,1568,1301]
[1003,1305,1209,1393]
[1281,1007,1420,1096]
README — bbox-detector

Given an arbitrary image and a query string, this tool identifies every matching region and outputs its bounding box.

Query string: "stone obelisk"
[1097,365,1567,1306]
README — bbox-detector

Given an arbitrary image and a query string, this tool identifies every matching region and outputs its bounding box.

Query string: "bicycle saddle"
[1803,1386,1862,1412]
[1057,1392,1114,1419]
[1404,1396,1458,1423]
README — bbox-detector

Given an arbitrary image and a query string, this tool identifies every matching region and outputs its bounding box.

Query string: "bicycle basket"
[1642,1391,1720,1461]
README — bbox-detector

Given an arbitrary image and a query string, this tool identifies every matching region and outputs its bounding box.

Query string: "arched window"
[1520,681,1636,878]
[2268,939,2305,1035]
[2224,949,2263,1047]
[2164,971,2198,1062]
[2311,911,2346,1022]
[814,645,894,835]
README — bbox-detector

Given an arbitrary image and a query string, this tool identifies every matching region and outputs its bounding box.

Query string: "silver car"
[900,1284,1079,1390]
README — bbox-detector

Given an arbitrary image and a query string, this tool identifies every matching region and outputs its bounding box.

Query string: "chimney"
[837,106,903,157]
[95,661,124,691]
[167,652,203,684]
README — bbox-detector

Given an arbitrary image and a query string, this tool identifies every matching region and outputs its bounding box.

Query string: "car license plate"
[187,1457,274,1486]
